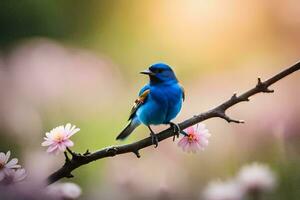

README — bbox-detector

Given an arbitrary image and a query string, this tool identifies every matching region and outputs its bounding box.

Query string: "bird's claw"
[150,133,159,148]
[169,122,181,141]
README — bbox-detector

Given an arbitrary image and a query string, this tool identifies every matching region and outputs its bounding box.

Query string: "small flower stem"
[66,147,75,157]
[64,151,70,162]
[181,130,188,136]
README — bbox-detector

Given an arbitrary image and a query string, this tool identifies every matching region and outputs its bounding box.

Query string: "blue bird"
[116,63,185,147]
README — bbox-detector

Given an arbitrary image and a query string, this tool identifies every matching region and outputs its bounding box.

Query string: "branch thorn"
[256,77,274,93]
[231,93,238,100]
[264,88,274,93]
[133,150,141,158]
[257,77,263,84]
[217,111,244,124]
[83,149,91,156]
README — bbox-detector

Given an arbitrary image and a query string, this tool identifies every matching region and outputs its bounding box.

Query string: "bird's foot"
[169,122,181,141]
[150,132,159,148]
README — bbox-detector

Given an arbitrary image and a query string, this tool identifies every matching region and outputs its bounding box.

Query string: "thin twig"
[47,61,300,184]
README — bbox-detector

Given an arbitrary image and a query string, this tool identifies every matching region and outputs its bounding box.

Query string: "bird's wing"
[179,84,185,101]
[138,84,150,96]
[128,88,150,120]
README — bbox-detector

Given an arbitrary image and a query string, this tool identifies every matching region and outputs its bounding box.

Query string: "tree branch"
[47,61,300,184]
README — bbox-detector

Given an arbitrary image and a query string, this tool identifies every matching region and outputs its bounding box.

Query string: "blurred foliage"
[0,0,107,46]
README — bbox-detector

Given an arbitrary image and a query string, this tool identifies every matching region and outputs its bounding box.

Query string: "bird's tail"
[116,117,141,140]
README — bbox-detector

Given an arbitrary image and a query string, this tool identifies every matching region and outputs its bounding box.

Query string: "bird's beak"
[140,69,155,76]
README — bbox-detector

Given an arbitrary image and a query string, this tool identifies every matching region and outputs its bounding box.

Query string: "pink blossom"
[46,182,82,199]
[0,151,21,181]
[1,168,27,185]
[42,123,79,155]
[203,179,243,200]
[237,162,276,193]
[177,123,210,153]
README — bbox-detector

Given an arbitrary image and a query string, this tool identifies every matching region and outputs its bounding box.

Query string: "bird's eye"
[157,69,163,73]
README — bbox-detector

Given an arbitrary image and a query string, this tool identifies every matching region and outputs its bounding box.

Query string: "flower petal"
[183,142,191,152]
[68,128,80,137]
[45,132,51,138]
[5,151,11,163]
[64,140,74,147]
[58,143,66,152]
[43,123,80,154]
[192,142,201,152]
[185,127,194,134]
[65,123,71,132]
[42,140,54,146]
[70,125,76,132]
[47,144,59,153]
[14,168,27,182]
[178,137,188,146]
[6,158,19,168]
[178,124,210,153]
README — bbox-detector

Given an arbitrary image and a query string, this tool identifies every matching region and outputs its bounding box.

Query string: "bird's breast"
[136,84,182,125]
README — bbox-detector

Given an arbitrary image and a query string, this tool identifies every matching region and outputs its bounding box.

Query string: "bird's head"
[140,63,178,84]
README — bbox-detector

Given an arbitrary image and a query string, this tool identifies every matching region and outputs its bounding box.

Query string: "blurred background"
[0,0,299,199]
